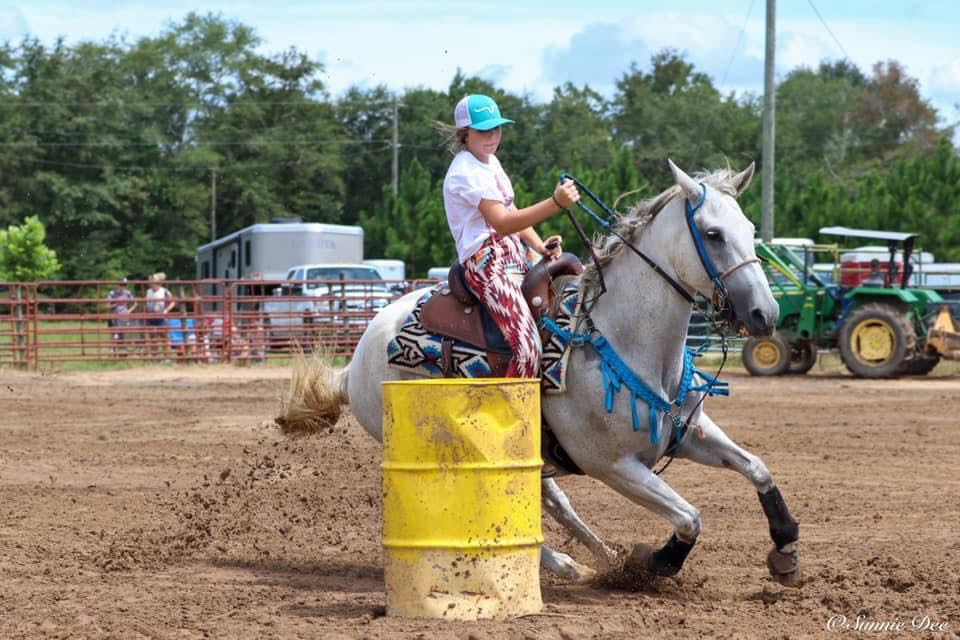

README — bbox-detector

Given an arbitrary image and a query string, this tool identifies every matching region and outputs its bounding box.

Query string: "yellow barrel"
[381,378,543,620]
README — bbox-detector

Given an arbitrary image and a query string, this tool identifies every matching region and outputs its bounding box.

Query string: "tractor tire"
[742,333,791,376]
[787,340,818,375]
[839,303,915,378]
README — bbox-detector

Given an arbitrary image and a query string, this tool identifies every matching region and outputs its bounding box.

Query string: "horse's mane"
[580,168,742,290]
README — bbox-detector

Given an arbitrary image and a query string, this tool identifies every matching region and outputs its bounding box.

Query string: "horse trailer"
[195,222,364,282]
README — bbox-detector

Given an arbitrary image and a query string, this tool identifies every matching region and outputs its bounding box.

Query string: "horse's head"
[666,159,778,337]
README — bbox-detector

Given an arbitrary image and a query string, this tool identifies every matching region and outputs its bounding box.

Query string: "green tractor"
[742,226,952,378]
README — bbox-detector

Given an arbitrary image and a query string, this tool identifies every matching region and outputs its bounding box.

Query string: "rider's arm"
[478,198,557,236]
[516,227,548,255]
[477,179,579,236]
[516,228,562,259]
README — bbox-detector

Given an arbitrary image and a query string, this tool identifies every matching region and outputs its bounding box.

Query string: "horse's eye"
[705,228,723,241]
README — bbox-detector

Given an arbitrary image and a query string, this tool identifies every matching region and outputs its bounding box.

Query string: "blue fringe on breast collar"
[541,316,728,445]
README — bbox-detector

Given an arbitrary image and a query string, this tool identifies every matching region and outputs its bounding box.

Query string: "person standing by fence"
[145,272,176,360]
[106,277,138,356]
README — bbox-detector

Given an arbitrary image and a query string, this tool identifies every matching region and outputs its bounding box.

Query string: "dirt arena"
[2,360,959,640]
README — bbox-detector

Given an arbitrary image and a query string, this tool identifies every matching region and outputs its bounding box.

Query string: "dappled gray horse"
[279,159,801,587]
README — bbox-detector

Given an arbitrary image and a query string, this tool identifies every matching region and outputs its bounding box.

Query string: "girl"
[442,94,580,378]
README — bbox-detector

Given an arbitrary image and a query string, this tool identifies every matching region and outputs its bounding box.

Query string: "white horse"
[279,159,801,587]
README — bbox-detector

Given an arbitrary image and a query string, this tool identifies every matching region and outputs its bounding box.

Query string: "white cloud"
[6,0,958,136]
[0,4,29,42]
[541,21,647,96]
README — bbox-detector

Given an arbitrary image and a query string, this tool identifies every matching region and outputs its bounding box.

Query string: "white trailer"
[195,222,364,281]
[363,259,405,282]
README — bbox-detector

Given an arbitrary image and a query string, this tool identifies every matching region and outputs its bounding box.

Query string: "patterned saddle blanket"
[386,284,582,393]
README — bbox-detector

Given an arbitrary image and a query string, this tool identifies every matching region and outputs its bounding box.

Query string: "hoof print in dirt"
[767,544,801,587]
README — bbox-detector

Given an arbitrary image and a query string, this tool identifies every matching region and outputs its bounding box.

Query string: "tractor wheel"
[839,303,915,378]
[742,333,791,376]
[787,340,818,375]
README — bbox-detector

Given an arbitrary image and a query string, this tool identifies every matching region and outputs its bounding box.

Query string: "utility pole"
[391,99,400,197]
[210,169,217,241]
[761,0,776,242]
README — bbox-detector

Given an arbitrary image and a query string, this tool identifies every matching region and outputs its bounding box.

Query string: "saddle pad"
[386,285,581,393]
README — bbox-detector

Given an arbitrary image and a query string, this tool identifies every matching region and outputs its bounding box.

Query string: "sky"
[1,1,958,131]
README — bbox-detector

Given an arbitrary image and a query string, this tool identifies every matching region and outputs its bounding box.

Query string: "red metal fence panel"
[0,278,438,369]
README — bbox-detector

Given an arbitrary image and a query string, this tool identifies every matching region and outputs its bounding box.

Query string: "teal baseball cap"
[453,94,515,131]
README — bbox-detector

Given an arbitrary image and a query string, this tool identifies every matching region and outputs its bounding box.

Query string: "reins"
[560,173,697,308]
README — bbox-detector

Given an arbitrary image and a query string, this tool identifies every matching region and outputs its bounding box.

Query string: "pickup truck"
[261,263,395,347]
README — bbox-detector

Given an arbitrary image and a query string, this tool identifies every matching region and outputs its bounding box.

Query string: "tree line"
[1,12,957,281]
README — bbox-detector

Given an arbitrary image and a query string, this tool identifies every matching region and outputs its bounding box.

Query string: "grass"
[0,318,352,372]
[4,317,960,378]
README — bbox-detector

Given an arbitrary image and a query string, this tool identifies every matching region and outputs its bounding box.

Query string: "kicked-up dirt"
[1,362,959,639]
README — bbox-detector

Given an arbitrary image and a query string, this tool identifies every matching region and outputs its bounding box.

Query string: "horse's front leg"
[541,477,619,571]
[596,455,702,577]
[675,411,801,586]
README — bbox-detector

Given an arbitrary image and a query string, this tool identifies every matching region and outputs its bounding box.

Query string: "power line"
[691,0,755,166]
[0,95,405,109]
[0,138,394,148]
[0,99,337,108]
[806,0,850,60]
[0,144,394,172]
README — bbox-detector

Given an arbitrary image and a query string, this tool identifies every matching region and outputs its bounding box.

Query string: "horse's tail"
[276,353,349,437]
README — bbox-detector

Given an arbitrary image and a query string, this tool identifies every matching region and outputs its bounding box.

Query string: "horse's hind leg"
[540,544,596,584]
[542,477,619,570]
[675,411,801,586]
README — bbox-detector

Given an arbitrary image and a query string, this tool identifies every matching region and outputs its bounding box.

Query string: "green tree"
[611,50,760,187]
[359,158,452,277]
[775,60,867,173]
[0,215,61,280]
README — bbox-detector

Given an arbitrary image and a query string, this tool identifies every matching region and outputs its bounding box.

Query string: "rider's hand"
[542,235,562,260]
[552,178,580,209]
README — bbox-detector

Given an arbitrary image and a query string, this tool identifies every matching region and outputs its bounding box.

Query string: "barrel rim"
[382,378,540,387]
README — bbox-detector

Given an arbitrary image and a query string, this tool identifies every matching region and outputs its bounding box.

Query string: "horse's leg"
[675,411,801,586]
[596,456,702,577]
[541,477,619,570]
[540,544,596,583]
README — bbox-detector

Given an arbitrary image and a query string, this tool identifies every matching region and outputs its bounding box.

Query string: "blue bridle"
[683,183,728,304]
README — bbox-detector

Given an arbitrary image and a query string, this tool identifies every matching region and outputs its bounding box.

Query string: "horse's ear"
[732,162,756,197]
[667,158,701,201]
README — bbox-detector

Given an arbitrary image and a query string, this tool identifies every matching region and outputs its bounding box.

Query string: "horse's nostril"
[751,308,776,333]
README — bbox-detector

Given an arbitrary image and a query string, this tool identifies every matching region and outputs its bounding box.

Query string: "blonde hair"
[435,121,470,154]
[149,272,166,283]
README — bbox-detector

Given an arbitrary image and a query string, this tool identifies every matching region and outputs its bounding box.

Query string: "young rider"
[442,94,580,378]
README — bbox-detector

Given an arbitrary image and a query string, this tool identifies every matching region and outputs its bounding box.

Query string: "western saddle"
[419,253,584,377]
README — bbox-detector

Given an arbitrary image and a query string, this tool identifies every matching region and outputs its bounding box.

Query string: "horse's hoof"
[767,544,801,587]
[572,563,597,584]
[624,543,654,572]
[625,543,680,577]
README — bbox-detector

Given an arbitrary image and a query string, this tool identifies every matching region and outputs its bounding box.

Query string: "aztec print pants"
[463,234,542,378]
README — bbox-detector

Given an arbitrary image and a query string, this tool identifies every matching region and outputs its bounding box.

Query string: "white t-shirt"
[442,150,515,264]
[146,286,171,313]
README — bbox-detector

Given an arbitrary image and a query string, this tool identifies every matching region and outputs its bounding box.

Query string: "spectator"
[106,277,138,356]
[166,305,198,362]
[145,272,176,359]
